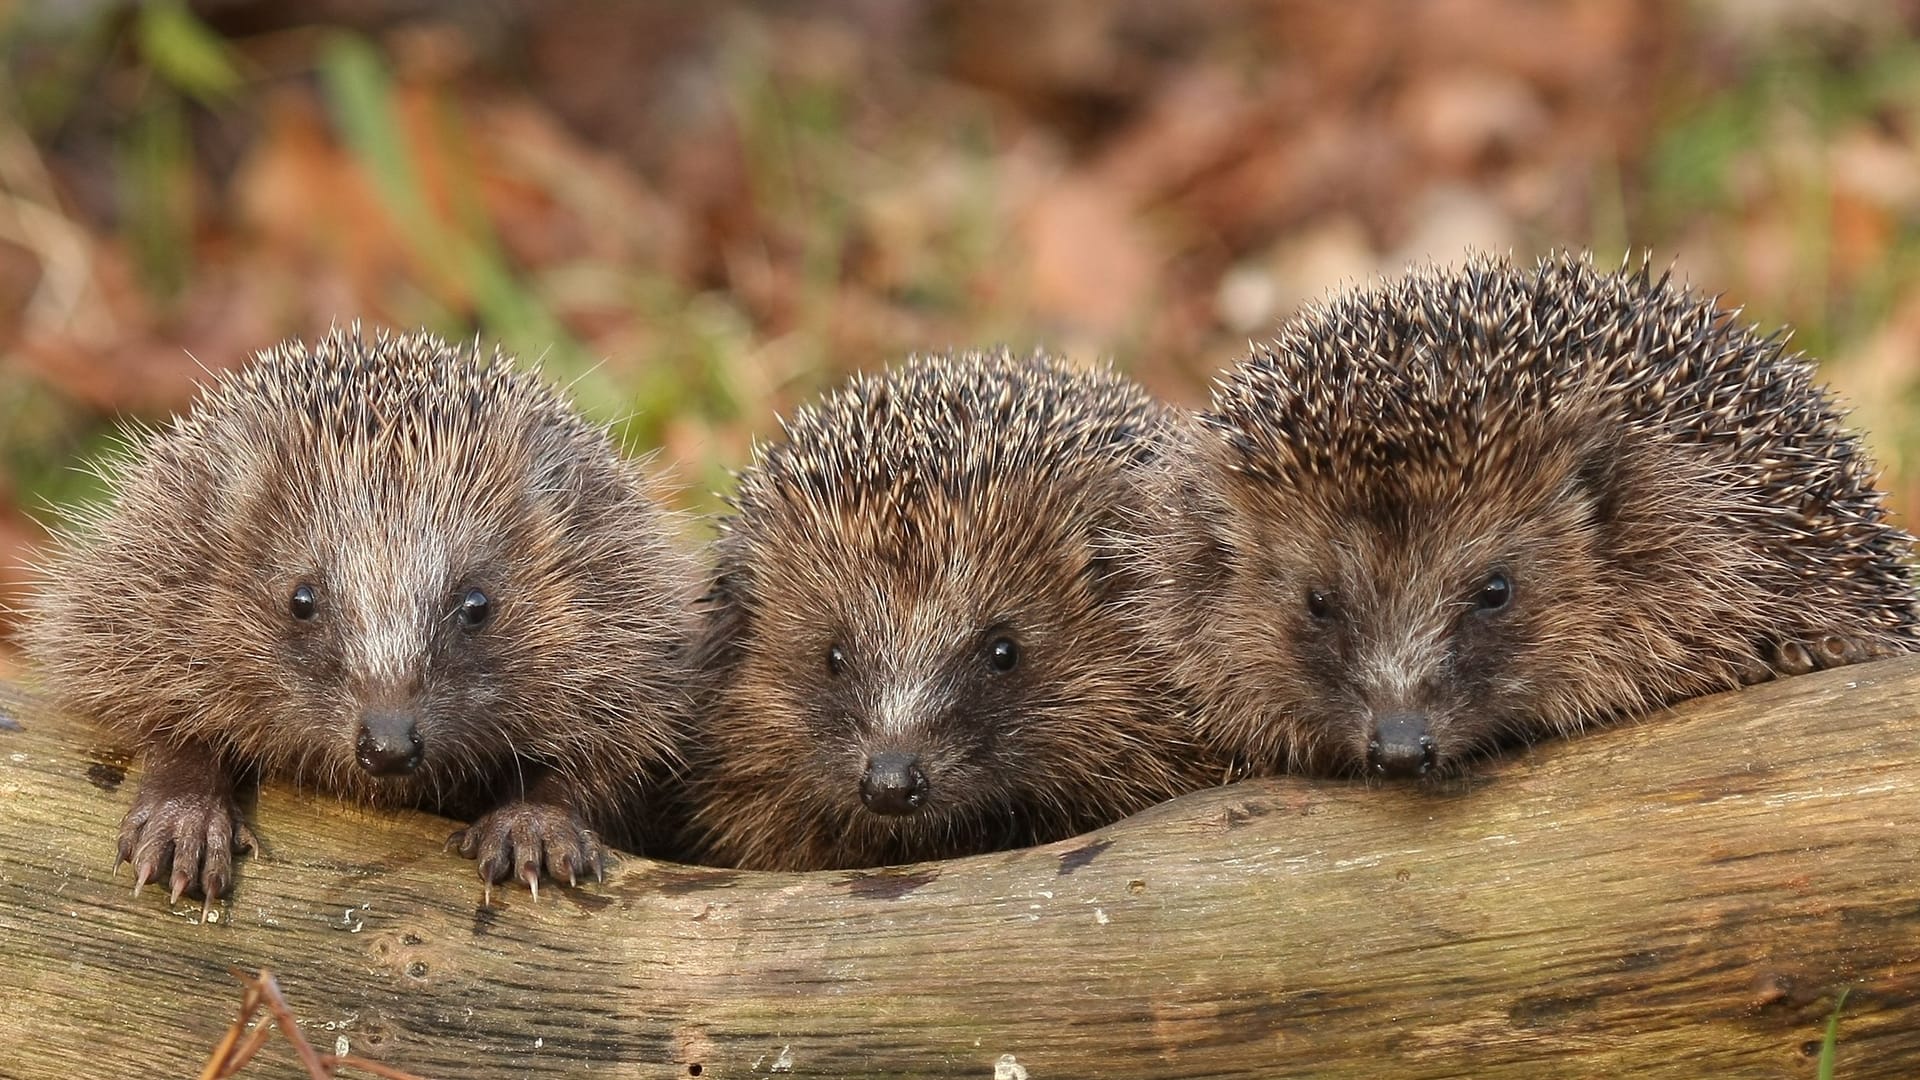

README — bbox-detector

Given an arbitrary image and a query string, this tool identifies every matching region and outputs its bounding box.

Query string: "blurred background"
[3,0,1920,673]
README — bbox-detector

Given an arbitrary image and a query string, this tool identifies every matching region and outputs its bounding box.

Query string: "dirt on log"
[1,658,1918,1079]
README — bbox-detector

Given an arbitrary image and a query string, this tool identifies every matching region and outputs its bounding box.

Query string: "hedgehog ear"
[1567,438,1630,531]
[690,570,753,675]
[1191,445,1256,557]
[1092,469,1238,604]
[1179,476,1239,590]
[527,429,586,493]
[1086,510,1147,601]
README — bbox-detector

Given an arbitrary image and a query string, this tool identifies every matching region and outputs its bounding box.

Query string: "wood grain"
[1,658,1917,1079]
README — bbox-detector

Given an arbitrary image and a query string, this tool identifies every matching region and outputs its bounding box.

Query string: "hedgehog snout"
[1366,712,1436,779]
[355,707,424,776]
[859,750,930,816]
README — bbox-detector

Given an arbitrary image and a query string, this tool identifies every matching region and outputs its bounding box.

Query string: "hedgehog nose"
[356,710,423,776]
[860,751,929,816]
[1367,713,1436,779]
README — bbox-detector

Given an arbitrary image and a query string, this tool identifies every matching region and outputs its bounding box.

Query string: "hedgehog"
[1141,251,1919,781]
[21,327,697,907]
[685,349,1210,871]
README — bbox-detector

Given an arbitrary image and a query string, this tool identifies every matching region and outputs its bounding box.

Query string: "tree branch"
[1,659,1917,1078]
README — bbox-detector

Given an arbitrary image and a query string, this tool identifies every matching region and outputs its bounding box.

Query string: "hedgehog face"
[1253,467,1610,779]
[23,329,691,830]
[693,349,1201,869]
[1180,420,1713,780]
[707,475,1185,868]
[170,397,676,810]
[724,496,1131,845]
[1292,445,1768,779]
[795,572,1039,829]
[239,503,518,795]
[1153,250,1920,781]
[177,458,431,796]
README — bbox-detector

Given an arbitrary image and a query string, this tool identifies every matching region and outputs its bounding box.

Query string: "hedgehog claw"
[114,746,248,911]
[455,800,603,896]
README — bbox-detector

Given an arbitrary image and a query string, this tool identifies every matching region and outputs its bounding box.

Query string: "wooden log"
[1,657,1918,1079]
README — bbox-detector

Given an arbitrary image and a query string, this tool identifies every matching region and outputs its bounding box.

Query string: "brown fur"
[21,326,697,899]
[1142,252,1919,779]
[687,349,1210,871]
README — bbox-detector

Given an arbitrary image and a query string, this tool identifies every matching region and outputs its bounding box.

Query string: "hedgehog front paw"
[1771,634,1879,677]
[450,801,607,900]
[117,786,255,910]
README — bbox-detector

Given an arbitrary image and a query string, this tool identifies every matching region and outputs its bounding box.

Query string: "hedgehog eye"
[988,636,1020,673]
[826,644,847,677]
[1475,573,1512,613]
[289,583,318,621]
[1306,589,1334,621]
[457,588,491,629]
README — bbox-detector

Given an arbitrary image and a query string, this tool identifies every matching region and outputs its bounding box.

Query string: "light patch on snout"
[348,614,426,688]
[336,530,444,689]
[1357,622,1448,716]
[870,678,934,741]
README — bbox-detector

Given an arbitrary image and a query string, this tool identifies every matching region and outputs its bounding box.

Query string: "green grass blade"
[1817,986,1851,1080]
[317,34,434,236]
[134,1,240,102]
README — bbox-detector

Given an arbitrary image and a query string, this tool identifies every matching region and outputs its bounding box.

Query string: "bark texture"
[1,659,1917,1078]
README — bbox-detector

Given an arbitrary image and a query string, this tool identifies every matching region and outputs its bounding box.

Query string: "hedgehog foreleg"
[117,736,255,915]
